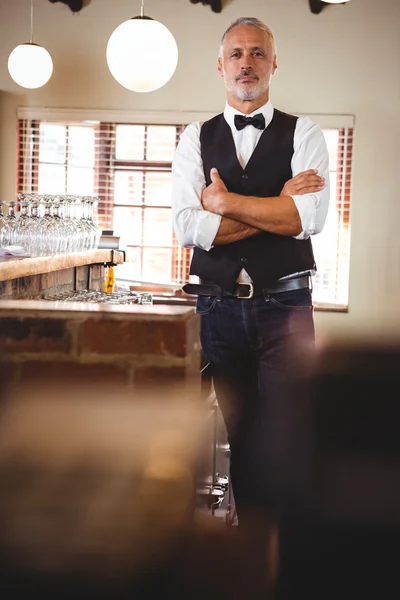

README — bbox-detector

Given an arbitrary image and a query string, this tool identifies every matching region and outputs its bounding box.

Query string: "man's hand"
[280,169,325,196]
[201,168,229,215]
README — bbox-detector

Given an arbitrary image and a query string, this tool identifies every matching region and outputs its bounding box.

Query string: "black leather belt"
[182,275,310,300]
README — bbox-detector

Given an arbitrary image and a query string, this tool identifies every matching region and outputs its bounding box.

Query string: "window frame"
[16,107,355,311]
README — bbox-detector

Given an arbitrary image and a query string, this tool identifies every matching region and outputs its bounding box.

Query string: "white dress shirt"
[171,100,330,281]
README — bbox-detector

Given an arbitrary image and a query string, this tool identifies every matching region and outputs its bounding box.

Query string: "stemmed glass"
[66,195,85,251]
[83,196,101,249]
[63,195,78,251]
[2,200,17,246]
[59,195,77,253]
[90,196,102,248]
[0,202,7,246]
[14,194,32,252]
[1,194,103,256]
[51,197,69,254]
[39,195,60,256]
[77,196,93,251]
[27,195,43,256]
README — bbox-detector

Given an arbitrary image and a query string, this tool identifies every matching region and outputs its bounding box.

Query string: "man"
[171,17,330,530]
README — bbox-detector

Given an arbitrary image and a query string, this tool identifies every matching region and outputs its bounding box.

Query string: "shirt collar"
[224,100,274,132]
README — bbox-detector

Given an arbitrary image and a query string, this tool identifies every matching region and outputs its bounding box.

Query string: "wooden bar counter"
[0,249,124,300]
[0,250,201,400]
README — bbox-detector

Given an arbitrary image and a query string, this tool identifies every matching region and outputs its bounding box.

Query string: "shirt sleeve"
[291,116,330,240]
[171,122,221,250]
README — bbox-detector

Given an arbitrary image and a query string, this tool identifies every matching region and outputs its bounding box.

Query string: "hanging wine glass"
[2,200,18,246]
[84,196,101,249]
[25,194,42,256]
[39,195,60,255]
[52,196,68,254]
[78,196,93,251]
[0,202,7,246]
[14,194,32,252]
[65,195,81,252]
[62,195,77,253]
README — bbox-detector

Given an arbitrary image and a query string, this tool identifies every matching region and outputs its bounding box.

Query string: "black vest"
[189,109,316,293]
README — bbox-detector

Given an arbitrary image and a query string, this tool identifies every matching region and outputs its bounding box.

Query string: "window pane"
[114,171,144,206]
[114,206,143,247]
[146,126,176,162]
[115,125,145,160]
[39,124,66,164]
[312,171,348,305]
[143,208,172,246]
[115,247,172,282]
[67,167,95,195]
[323,129,339,172]
[145,172,172,207]
[38,164,66,194]
[115,247,142,281]
[142,247,172,281]
[68,126,95,167]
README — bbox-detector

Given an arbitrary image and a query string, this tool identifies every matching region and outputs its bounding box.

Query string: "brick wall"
[0,303,201,402]
[0,302,213,588]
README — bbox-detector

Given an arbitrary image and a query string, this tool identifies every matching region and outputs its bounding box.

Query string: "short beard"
[225,80,264,101]
[224,70,270,102]
[234,87,262,101]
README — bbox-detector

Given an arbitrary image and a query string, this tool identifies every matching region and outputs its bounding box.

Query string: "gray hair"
[219,17,276,56]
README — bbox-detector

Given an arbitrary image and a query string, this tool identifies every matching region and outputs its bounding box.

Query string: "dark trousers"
[197,288,315,527]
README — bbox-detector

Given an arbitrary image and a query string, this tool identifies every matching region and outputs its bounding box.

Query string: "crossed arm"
[171,119,330,250]
[202,168,326,245]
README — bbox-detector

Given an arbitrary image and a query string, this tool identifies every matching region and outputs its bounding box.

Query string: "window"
[17,116,192,286]
[16,109,354,310]
[312,125,353,310]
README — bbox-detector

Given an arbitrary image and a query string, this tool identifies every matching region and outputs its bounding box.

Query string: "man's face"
[218,25,277,106]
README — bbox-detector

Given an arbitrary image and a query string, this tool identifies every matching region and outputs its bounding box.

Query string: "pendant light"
[309,0,350,13]
[106,0,178,93]
[8,0,53,89]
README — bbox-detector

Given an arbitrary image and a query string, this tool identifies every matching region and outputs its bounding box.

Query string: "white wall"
[0,0,399,342]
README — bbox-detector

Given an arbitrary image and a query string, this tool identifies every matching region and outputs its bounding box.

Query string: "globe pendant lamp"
[106,0,178,93]
[8,0,53,89]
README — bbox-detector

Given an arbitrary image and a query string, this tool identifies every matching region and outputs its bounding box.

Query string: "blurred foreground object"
[0,383,276,598]
[278,339,400,599]
[0,387,203,574]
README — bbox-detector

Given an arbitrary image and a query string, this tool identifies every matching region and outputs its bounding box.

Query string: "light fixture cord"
[141,0,144,18]
[29,0,34,43]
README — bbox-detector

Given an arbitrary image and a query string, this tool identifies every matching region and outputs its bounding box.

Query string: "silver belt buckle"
[237,283,254,299]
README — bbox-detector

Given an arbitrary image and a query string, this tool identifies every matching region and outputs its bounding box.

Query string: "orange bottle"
[104,265,115,293]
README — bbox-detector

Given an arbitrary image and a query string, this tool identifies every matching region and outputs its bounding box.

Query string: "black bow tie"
[234,113,265,131]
